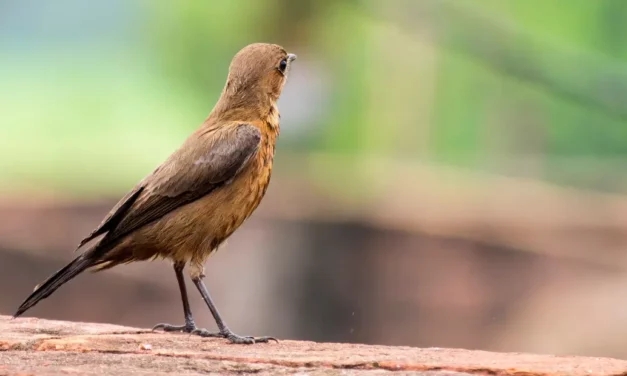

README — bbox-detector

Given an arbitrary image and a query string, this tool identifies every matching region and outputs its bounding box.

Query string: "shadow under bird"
[14,43,297,344]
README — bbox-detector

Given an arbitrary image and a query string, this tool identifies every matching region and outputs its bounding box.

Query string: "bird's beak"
[287,53,297,62]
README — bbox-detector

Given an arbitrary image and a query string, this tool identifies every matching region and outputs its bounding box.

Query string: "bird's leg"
[190,274,278,344]
[152,262,199,333]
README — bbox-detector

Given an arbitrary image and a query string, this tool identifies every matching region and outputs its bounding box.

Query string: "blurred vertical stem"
[315,2,373,155]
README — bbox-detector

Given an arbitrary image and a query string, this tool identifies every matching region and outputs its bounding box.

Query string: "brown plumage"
[14,43,297,344]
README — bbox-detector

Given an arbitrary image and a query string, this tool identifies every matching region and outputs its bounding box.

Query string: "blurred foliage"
[2,0,627,195]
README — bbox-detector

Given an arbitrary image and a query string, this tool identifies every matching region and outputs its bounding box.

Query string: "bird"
[14,43,297,344]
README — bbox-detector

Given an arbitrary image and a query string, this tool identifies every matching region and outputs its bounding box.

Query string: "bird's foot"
[192,328,278,344]
[152,322,197,333]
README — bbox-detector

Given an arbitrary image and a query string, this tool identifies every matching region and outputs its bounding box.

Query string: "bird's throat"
[265,103,280,134]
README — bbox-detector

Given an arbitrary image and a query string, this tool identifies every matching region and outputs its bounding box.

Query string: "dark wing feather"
[76,187,144,249]
[85,123,261,250]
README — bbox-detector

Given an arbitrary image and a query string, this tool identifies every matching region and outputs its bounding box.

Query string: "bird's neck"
[207,93,280,134]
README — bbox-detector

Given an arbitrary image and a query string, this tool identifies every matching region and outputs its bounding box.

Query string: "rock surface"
[1,315,626,375]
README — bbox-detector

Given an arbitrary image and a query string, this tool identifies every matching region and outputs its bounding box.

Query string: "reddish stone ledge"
[1,316,626,376]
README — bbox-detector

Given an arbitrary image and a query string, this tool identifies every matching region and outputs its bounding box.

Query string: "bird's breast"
[238,132,276,215]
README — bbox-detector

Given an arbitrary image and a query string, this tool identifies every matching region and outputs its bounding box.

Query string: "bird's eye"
[278,58,288,73]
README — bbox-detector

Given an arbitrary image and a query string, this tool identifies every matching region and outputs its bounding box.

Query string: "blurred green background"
[3,0,627,359]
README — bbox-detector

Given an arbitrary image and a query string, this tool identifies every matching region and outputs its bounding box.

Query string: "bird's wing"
[77,123,261,250]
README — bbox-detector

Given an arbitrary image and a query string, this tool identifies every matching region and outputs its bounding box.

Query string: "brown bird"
[14,43,297,344]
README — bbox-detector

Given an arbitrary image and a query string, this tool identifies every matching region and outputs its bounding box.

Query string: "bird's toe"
[191,328,223,338]
[224,332,278,344]
[152,323,196,333]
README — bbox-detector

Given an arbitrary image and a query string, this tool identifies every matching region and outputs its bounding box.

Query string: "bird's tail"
[14,254,94,318]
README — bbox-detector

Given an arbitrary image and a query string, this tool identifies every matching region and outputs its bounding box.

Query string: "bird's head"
[222,43,297,107]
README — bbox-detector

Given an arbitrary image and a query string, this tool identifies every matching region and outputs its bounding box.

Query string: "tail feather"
[14,255,93,318]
